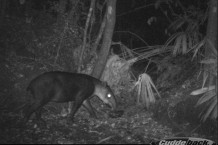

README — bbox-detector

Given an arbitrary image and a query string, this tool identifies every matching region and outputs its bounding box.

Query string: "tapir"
[23,71,117,123]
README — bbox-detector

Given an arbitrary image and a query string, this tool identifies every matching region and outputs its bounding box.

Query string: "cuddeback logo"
[151,137,216,145]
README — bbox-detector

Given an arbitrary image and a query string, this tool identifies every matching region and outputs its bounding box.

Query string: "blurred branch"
[78,0,96,72]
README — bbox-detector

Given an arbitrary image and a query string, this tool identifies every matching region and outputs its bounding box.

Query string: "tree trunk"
[78,0,96,72]
[91,0,117,78]
[204,0,217,86]
[57,0,67,24]
[25,0,32,17]
[0,0,7,25]
[91,11,107,53]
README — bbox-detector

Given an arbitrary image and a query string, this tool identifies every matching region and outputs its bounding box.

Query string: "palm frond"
[173,34,183,56]
[191,39,206,60]
[134,73,161,109]
[190,86,215,95]
[201,96,217,122]
[182,34,187,54]
[163,32,183,50]
[196,89,216,106]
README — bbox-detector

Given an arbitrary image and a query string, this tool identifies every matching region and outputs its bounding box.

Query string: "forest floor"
[0,95,217,144]
[0,108,173,144]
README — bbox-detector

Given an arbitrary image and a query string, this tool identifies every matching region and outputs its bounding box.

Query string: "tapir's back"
[27,71,97,102]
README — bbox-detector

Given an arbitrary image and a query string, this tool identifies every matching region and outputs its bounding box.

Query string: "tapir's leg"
[82,100,97,118]
[24,102,41,123]
[24,98,48,123]
[23,104,32,123]
[35,108,43,120]
[69,91,96,120]
[34,108,47,126]
[69,100,84,120]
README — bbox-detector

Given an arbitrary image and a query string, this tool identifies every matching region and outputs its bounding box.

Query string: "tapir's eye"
[107,93,111,98]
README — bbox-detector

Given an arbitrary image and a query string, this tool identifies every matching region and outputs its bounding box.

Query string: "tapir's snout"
[107,94,117,111]
[108,103,115,110]
[105,101,116,111]
[101,93,117,110]
[94,82,117,111]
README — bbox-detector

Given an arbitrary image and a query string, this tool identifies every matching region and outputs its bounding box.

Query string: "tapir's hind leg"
[23,103,40,123]
[23,99,48,124]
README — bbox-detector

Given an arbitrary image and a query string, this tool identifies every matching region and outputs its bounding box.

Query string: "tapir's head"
[94,82,116,110]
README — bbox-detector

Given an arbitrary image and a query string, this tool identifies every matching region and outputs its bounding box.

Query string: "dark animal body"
[23,71,116,123]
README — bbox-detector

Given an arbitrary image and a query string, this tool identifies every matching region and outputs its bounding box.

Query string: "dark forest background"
[0,0,217,144]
